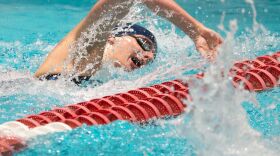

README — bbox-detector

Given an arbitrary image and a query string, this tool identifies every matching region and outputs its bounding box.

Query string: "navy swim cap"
[112,23,157,55]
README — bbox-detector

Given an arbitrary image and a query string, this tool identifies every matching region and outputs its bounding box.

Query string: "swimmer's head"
[103,23,157,71]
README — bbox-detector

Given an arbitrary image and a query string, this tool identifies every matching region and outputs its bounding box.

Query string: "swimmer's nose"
[142,51,154,65]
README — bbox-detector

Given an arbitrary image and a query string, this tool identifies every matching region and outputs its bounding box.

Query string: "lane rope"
[0,51,279,155]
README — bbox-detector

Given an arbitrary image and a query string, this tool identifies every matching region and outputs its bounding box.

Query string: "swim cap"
[112,23,157,55]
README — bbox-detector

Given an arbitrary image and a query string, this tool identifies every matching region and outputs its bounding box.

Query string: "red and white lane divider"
[0,51,279,155]
[230,51,280,91]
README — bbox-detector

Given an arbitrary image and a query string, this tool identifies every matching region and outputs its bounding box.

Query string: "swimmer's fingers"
[210,33,223,50]
[200,27,223,51]
[209,34,223,51]
[195,36,217,61]
[198,48,217,61]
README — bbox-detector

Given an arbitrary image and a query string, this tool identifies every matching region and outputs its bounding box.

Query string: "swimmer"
[35,0,222,84]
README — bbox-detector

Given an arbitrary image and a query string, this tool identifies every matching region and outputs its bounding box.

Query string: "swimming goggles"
[131,35,155,53]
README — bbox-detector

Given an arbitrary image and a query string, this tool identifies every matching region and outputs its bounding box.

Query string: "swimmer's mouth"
[131,56,142,68]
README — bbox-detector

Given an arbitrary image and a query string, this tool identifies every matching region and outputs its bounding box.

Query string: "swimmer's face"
[104,35,155,71]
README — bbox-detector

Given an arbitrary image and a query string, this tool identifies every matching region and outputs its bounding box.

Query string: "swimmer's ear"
[107,36,115,45]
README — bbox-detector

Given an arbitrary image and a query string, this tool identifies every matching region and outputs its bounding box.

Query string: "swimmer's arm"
[143,0,222,58]
[35,0,134,77]
[74,0,134,44]
[143,0,203,40]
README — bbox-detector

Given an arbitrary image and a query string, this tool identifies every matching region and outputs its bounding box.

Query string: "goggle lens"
[132,36,154,52]
[136,37,151,51]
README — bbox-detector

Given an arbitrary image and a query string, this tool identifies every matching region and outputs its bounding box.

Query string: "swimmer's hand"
[194,26,223,60]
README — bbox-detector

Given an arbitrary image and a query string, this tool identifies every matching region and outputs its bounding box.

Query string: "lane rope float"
[0,51,279,155]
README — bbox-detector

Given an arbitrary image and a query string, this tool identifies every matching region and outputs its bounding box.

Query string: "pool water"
[0,0,280,155]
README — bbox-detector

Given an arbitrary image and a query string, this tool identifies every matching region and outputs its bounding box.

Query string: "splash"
[244,0,266,33]
[163,0,280,155]
[1,0,280,155]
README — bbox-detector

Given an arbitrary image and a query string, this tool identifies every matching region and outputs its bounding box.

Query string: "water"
[0,0,279,155]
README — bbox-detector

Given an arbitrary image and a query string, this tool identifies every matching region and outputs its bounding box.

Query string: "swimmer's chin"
[103,60,136,72]
[113,60,136,72]
[113,61,122,68]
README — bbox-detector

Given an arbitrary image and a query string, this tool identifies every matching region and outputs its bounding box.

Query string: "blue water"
[0,0,280,155]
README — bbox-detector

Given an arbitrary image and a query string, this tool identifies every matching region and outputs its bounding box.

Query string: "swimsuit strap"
[42,74,91,85]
